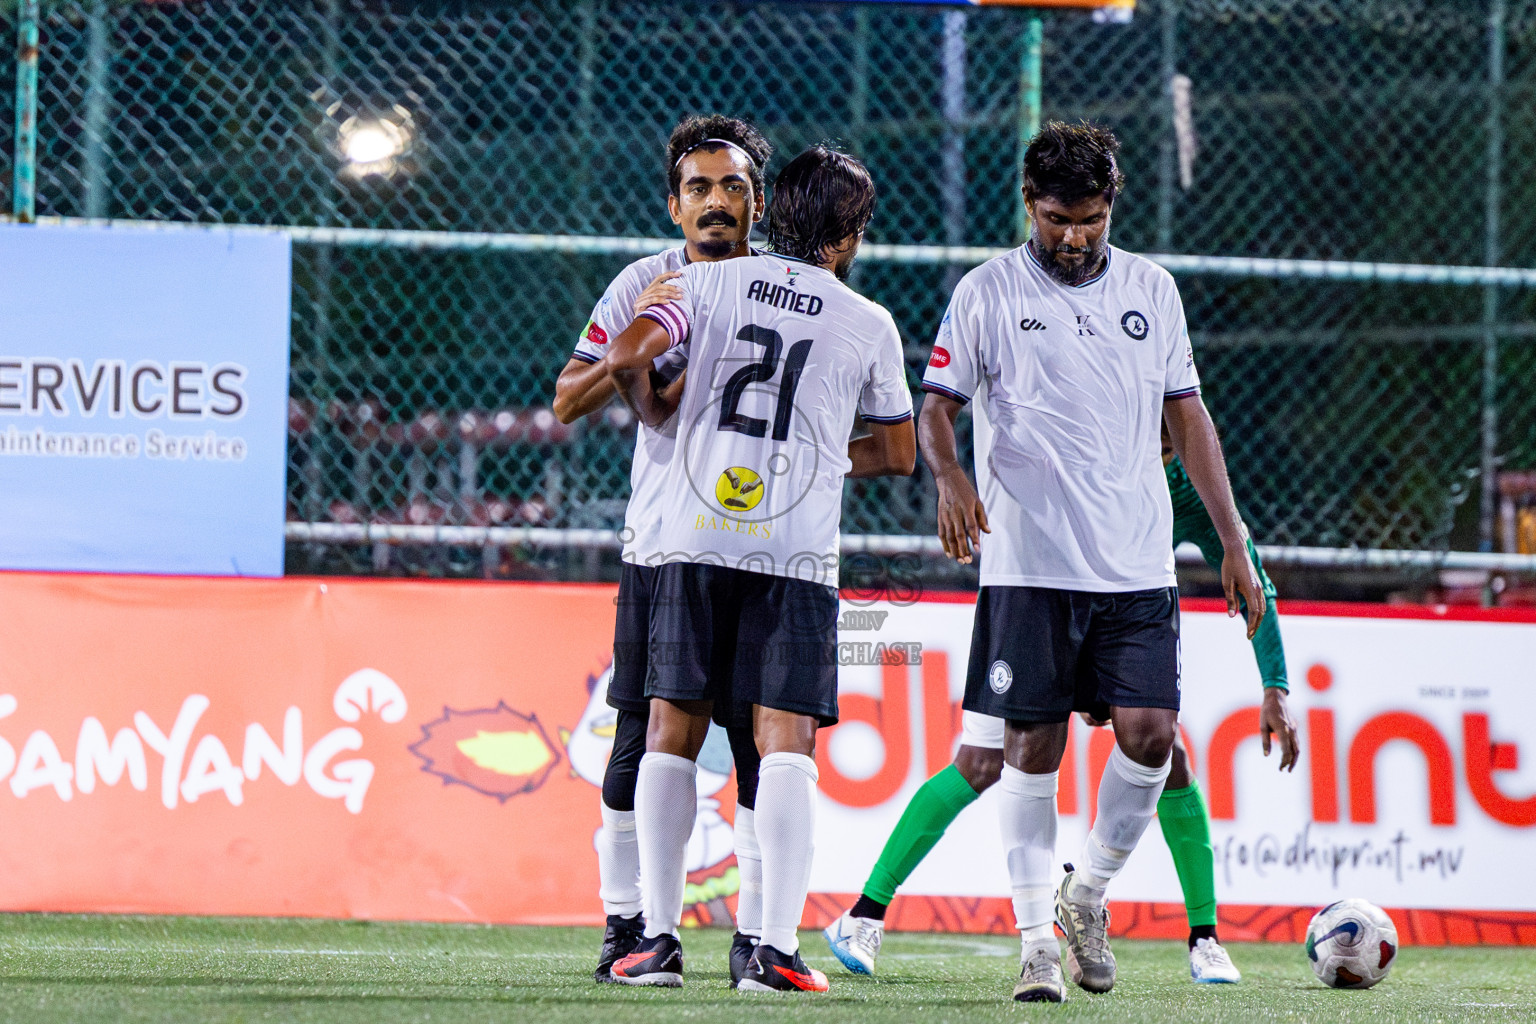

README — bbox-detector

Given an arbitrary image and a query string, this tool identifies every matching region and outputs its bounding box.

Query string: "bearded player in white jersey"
[551,114,772,985]
[919,122,1266,1003]
[603,146,917,992]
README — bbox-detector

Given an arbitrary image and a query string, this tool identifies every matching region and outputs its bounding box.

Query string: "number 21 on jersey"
[717,324,813,441]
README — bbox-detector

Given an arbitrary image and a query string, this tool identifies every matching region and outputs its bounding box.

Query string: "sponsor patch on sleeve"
[928,345,951,369]
[583,319,609,346]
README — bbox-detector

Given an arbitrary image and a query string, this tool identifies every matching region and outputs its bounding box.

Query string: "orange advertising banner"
[0,572,620,924]
[1,572,1533,947]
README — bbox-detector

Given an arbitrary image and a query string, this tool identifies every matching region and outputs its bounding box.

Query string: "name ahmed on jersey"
[747,271,825,317]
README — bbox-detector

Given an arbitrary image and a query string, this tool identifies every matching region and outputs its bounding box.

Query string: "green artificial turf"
[0,915,1531,1023]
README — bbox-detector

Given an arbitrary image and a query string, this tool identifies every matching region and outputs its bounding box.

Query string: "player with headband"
[605,145,916,993]
[553,113,772,987]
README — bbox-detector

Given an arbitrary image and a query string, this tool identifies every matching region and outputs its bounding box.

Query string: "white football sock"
[597,799,643,918]
[998,764,1059,934]
[733,805,763,938]
[1074,744,1171,901]
[635,751,698,939]
[756,752,819,955]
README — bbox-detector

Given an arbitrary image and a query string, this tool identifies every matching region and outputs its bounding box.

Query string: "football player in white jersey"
[551,115,771,985]
[604,147,916,992]
[919,122,1266,1003]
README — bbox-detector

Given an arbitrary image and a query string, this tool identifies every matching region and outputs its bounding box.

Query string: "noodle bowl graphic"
[410,704,561,801]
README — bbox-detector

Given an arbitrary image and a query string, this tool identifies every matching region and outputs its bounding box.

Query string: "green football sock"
[861,764,980,906]
[1157,781,1218,929]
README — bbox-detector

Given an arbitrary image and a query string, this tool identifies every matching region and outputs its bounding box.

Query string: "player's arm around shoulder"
[553,297,625,424]
[553,354,614,424]
[607,316,681,430]
[553,261,676,424]
[604,261,700,428]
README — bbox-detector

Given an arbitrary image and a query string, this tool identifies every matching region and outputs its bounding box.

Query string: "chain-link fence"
[15,0,1536,581]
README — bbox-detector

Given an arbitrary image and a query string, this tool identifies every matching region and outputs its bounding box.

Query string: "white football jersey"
[921,244,1201,592]
[639,254,913,587]
[572,247,692,564]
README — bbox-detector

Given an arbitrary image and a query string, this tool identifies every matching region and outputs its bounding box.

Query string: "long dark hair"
[666,115,773,197]
[1023,120,1125,206]
[765,146,875,266]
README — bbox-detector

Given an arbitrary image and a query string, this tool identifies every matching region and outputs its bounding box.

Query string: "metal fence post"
[82,0,111,219]
[309,0,342,525]
[941,8,967,294]
[1157,0,1178,251]
[851,7,869,159]
[577,0,596,232]
[12,0,39,222]
[1014,17,1042,246]
[1481,0,1506,557]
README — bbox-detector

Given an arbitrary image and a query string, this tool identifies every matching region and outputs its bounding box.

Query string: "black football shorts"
[607,561,657,714]
[962,585,1181,724]
[647,561,839,727]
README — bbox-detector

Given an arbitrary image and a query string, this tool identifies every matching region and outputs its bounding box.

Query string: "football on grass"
[1305,898,1399,989]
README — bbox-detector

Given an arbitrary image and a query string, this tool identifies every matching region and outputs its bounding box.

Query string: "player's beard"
[1033,230,1109,286]
[695,236,736,259]
[694,212,740,259]
[831,244,859,281]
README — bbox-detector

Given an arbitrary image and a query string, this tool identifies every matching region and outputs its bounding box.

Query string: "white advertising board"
[815,599,1536,915]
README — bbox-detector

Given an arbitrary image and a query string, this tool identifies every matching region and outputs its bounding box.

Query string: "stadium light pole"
[13,0,39,223]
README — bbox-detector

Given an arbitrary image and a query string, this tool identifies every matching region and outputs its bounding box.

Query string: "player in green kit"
[823,425,1299,984]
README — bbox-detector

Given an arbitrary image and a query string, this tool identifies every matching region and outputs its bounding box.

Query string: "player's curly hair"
[764,146,875,267]
[1023,120,1126,206]
[666,115,773,197]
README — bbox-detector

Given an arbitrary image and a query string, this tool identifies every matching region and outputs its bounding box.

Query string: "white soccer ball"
[1305,899,1399,989]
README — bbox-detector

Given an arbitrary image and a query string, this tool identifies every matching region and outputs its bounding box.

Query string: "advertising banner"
[812,596,1536,944]
[0,224,291,577]
[0,573,1531,944]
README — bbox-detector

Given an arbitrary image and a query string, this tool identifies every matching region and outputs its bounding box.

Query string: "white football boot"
[1189,937,1242,983]
[1013,938,1066,1003]
[822,911,884,975]
[1054,867,1116,994]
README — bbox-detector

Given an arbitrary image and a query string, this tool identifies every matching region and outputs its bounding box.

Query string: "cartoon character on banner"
[564,666,740,926]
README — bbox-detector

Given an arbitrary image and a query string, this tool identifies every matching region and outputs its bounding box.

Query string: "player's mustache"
[696,212,738,229]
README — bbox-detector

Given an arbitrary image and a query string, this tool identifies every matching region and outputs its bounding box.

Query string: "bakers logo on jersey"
[929,346,951,369]
[716,466,765,512]
[582,319,609,346]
